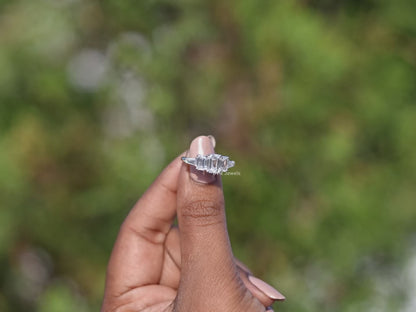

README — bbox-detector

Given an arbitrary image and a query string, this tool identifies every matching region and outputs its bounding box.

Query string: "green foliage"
[1,0,415,311]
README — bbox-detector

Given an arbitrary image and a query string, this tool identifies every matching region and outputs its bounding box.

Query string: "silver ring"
[181,154,235,175]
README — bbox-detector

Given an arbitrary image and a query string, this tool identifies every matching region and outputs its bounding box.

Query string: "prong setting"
[181,154,235,174]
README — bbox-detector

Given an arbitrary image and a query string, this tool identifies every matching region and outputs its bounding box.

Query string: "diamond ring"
[181,154,235,175]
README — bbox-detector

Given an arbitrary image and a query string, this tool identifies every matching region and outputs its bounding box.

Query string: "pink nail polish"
[188,136,216,184]
[207,135,216,148]
[248,275,286,301]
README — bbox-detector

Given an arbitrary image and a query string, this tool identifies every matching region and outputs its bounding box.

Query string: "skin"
[102,145,279,311]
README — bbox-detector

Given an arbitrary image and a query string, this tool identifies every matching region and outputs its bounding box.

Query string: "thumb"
[175,136,263,311]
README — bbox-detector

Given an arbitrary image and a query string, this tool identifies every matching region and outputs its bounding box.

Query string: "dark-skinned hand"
[102,136,285,312]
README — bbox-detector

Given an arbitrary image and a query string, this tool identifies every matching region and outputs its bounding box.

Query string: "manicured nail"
[248,275,286,301]
[207,135,216,148]
[188,136,216,184]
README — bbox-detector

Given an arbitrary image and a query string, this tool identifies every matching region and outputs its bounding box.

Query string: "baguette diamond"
[181,154,235,174]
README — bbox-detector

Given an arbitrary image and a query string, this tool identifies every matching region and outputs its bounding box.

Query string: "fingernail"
[248,275,286,301]
[188,136,216,184]
[207,135,216,148]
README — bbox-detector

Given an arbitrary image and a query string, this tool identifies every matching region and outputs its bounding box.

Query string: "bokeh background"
[1,0,416,311]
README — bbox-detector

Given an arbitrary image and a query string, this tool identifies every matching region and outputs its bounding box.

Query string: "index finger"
[105,153,184,295]
[124,152,185,238]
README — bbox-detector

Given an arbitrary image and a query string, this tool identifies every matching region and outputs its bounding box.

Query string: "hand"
[101,136,285,312]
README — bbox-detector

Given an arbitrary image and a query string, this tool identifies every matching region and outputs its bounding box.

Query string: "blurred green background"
[1,0,416,311]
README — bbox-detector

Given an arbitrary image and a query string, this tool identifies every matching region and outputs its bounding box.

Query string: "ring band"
[181,154,235,175]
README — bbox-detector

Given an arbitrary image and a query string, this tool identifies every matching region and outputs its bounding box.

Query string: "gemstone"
[183,153,235,174]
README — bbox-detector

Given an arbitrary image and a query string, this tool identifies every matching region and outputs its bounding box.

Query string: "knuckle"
[181,198,224,226]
